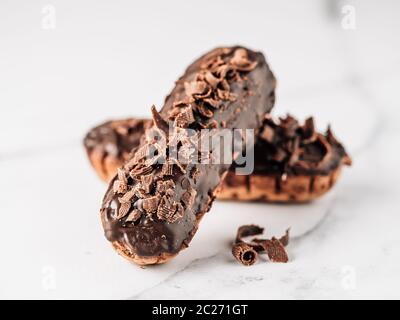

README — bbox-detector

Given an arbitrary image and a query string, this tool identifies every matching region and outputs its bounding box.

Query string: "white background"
[0,0,399,299]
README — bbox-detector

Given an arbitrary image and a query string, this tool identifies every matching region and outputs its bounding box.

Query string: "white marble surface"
[1,0,400,299]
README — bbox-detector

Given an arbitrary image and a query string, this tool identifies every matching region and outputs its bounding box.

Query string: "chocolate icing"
[84,119,150,167]
[250,115,351,177]
[100,46,276,260]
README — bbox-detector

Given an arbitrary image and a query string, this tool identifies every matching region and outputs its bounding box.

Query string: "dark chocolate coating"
[85,116,350,183]
[250,116,349,177]
[84,119,149,159]
[100,46,276,260]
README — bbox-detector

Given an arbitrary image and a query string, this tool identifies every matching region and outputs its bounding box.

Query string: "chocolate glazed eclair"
[100,47,276,265]
[219,115,352,202]
[85,115,351,203]
[84,119,151,182]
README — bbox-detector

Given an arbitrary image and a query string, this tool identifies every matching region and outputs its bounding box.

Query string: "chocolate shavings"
[151,105,169,134]
[232,242,258,266]
[232,225,290,266]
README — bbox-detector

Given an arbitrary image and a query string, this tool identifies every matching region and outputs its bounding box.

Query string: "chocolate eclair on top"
[99,46,276,265]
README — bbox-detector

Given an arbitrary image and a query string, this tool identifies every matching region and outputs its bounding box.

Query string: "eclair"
[83,118,152,182]
[99,47,276,265]
[84,119,151,182]
[85,115,350,203]
[220,115,352,202]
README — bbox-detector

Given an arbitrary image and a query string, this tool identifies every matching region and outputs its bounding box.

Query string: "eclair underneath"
[84,115,351,203]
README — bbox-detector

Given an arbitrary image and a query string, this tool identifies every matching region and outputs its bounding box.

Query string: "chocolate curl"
[326,125,352,166]
[261,238,289,263]
[151,105,169,134]
[252,228,291,263]
[230,48,258,71]
[232,242,258,266]
[343,154,353,166]
[253,228,290,247]
[301,117,317,144]
[235,224,264,243]
[279,228,290,247]
[315,134,333,167]
[232,225,263,265]
[326,125,339,145]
